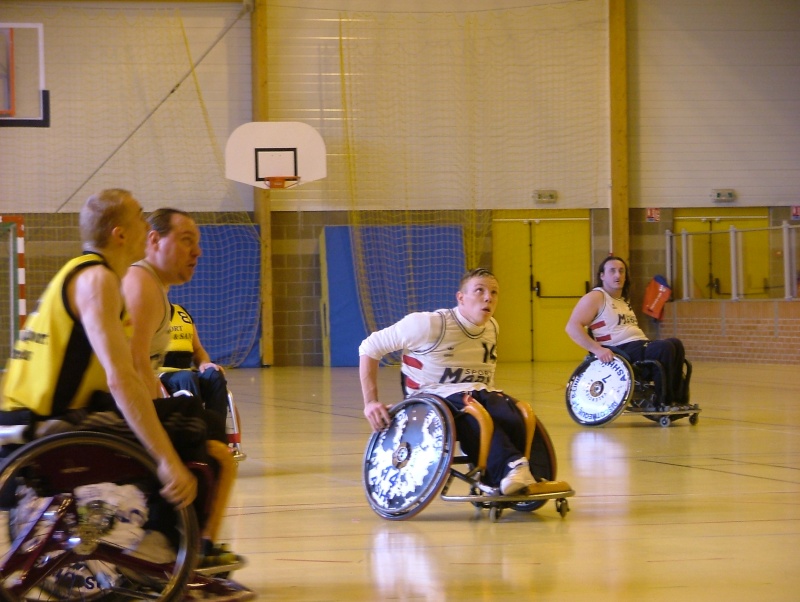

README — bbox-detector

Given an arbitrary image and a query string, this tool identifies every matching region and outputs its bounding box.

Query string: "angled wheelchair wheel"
[363,395,456,520]
[565,354,634,426]
[512,419,558,513]
[0,432,198,602]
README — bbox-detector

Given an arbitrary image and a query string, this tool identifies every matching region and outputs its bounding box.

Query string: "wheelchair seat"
[363,394,573,522]
[565,352,700,427]
[0,430,252,601]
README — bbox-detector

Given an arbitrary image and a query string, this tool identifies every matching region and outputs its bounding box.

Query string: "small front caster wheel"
[659,415,671,427]
[689,413,699,425]
[556,498,569,517]
[489,506,502,522]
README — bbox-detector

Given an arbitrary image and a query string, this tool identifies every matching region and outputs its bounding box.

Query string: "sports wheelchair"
[565,349,700,428]
[0,429,251,602]
[160,371,246,462]
[363,394,574,522]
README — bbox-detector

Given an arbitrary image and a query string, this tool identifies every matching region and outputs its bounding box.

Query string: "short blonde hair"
[80,189,133,248]
[459,268,496,291]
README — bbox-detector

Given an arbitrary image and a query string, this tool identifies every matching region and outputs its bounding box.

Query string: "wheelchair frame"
[566,352,700,427]
[363,394,573,522]
[160,370,246,462]
[0,431,247,602]
[225,389,246,461]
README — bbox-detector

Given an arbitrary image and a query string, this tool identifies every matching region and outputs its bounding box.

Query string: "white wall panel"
[628,0,800,208]
[0,2,252,212]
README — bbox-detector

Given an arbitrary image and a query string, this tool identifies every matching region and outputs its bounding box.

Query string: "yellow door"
[493,212,590,362]
[492,220,532,361]
[673,208,769,299]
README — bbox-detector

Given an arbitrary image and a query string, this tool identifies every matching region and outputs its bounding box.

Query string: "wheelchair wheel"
[363,395,456,520]
[0,432,198,602]
[512,419,558,513]
[565,354,634,426]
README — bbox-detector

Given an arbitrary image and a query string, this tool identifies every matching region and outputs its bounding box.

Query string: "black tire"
[0,432,198,602]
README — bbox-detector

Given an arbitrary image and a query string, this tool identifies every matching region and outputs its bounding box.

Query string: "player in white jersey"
[565,256,689,406]
[360,268,545,495]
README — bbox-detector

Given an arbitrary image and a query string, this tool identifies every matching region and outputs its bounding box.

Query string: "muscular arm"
[71,266,196,508]
[122,266,166,398]
[565,290,614,363]
[360,354,389,431]
[358,312,436,431]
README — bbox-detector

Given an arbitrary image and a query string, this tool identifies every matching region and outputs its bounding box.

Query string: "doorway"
[492,211,591,362]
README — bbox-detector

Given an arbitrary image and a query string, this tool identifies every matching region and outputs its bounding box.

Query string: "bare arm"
[72,267,196,508]
[360,354,390,431]
[122,267,166,398]
[192,328,222,374]
[565,290,614,363]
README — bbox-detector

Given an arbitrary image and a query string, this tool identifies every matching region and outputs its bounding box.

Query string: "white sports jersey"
[589,288,646,346]
[131,260,171,370]
[359,307,500,397]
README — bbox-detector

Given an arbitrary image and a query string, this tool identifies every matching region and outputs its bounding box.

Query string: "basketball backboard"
[0,23,48,127]
[225,121,326,189]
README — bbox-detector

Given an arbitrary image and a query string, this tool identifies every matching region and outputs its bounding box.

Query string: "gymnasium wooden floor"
[222,361,800,601]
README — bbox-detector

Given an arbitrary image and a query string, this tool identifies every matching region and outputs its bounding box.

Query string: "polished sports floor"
[222,361,800,601]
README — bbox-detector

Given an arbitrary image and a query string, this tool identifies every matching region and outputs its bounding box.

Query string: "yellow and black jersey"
[161,302,195,370]
[1,253,127,416]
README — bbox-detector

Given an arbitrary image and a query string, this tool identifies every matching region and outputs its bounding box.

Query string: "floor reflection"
[370,525,445,602]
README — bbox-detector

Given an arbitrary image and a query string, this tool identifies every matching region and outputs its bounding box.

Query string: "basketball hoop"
[264,176,300,189]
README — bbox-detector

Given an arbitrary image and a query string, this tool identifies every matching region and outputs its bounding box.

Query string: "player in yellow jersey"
[160,302,229,419]
[1,189,196,508]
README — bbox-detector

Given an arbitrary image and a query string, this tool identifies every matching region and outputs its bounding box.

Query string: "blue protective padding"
[322,226,369,367]
[323,225,465,367]
[358,225,465,330]
[169,225,261,367]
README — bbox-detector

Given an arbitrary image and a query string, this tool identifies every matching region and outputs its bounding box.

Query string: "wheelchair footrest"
[626,403,700,416]
[442,483,575,504]
[195,554,247,577]
[183,575,255,601]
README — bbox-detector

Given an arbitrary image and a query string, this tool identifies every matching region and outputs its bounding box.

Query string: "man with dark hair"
[122,209,202,395]
[121,208,235,554]
[360,268,567,495]
[565,255,689,405]
[121,209,224,437]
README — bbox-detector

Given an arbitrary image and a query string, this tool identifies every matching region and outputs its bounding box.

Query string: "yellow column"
[252,0,273,365]
[609,0,630,261]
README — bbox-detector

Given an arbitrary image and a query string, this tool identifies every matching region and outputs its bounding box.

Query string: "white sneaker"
[500,458,536,495]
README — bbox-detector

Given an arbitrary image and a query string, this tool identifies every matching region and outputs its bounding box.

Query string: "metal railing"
[666,221,799,300]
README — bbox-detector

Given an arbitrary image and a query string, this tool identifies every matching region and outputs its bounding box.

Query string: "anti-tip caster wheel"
[555,498,570,517]
[489,506,502,522]
[659,415,671,428]
[689,413,699,425]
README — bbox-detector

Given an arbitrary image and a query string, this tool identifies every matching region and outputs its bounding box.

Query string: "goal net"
[334,1,609,336]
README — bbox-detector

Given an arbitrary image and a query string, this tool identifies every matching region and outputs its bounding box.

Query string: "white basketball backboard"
[226,122,326,189]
